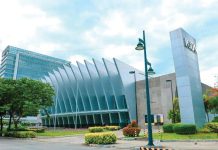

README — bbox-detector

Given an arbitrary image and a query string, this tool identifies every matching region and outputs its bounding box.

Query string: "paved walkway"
[1,130,218,150]
[35,132,218,150]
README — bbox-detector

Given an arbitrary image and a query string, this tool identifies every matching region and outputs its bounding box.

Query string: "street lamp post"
[135,30,154,146]
[166,80,175,123]
[129,71,138,124]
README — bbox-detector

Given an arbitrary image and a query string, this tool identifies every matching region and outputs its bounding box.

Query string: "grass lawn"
[37,129,89,137]
[152,133,218,140]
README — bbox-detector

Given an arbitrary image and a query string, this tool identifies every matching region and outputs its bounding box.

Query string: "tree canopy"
[205,88,218,115]
[0,78,54,131]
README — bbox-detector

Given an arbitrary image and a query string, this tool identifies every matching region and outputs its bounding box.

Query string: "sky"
[0,0,217,86]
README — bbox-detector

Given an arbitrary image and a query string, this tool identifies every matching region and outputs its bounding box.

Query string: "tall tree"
[0,78,17,130]
[203,93,211,122]
[0,78,54,130]
[206,88,218,116]
[11,78,55,129]
[167,97,181,123]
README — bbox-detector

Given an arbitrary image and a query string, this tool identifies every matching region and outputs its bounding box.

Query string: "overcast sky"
[0,0,217,86]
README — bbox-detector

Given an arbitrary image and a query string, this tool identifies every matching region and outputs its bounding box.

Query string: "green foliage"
[36,129,88,137]
[198,127,211,133]
[0,78,55,130]
[88,127,104,133]
[208,97,218,114]
[85,132,117,144]
[122,120,141,137]
[15,131,36,138]
[173,124,197,134]
[5,131,36,138]
[28,127,45,133]
[4,131,36,138]
[104,126,120,131]
[167,97,181,123]
[205,88,218,115]
[203,94,210,122]
[163,124,175,133]
[153,132,218,140]
[9,125,28,131]
[212,116,218,122]
[3,120,9,125]
[4,131,15,137]
[205,123,218,133]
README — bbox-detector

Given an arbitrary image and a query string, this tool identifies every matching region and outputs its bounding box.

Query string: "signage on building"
[183,38,197,53]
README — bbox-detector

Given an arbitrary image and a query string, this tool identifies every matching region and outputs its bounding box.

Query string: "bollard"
[158,128,161,141]
[144,128,147,137]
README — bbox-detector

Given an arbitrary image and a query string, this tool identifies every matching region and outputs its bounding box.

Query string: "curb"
[0,137,34,140]
[87,143,117,148]
[36,134,84,139]
[160,139,218,142]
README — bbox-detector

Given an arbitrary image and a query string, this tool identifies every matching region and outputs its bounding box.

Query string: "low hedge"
[28,127,45,133]
[9,126,28,131]
[4,131,15,137]
[85,132,117,144]
[198,127,211,133]
[163,124,175,133]
[173,124,196,134]
[14,131,36,138]
[105,126,120,131]
[5,131,36,138]
[205,123,218,133]
[88,127,104,133]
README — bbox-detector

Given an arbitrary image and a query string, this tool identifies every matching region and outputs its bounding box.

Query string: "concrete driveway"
[0,135,218,150]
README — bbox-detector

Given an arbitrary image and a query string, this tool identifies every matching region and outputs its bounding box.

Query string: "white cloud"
[0,0,217,86]
[198,35,218,86]
[100,11,137,38]
[201,67,218,87]
[102,44,134,58]
[0,0,63,55]
[82,0,218,82]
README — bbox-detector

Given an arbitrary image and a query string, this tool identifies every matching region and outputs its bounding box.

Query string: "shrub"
[28,127,45,133]
[205,123,218,133]
[88,127,104,133]
[0,131,7,136]
[4,131,36,138]
[122,120,141,137]
[85,132,117,144]
[173,124,196,134]
[4,131,16,137]
[123,127,141,137]
[105,126,120,131]
[14,131,36,138]
[20,122,32,127]
[3,120,9,126]
[212,117,218,122]
[198,127,211,133]
[163,124,174,133]
[130,120,138,127]
[9,125,28,131]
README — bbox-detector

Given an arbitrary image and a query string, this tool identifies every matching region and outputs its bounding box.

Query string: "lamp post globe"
[135,42,144,51]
